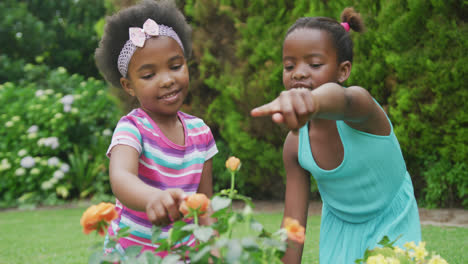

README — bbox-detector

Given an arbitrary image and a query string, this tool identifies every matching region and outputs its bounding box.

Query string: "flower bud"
[225,156,241,172]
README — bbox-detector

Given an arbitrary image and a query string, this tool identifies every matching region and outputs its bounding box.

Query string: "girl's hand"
[146,188,187,226]
[251,88,317,132]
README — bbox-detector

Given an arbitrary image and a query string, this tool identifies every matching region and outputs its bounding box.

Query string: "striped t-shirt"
[106,108,218,253]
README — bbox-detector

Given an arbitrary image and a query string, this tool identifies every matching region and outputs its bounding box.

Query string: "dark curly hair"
[95,0,192,89]
[285,7,365,64]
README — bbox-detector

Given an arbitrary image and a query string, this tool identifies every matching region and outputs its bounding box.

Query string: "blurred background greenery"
[0,0,466,209]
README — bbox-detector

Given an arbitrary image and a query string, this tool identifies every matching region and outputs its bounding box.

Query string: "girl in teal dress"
[251,7,421,264]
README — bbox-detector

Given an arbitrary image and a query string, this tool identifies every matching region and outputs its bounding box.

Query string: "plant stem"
[229,171,235,199]
[194,210,199,226]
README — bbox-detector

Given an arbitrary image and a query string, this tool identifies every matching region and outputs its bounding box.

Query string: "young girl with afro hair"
[95,0,217,257]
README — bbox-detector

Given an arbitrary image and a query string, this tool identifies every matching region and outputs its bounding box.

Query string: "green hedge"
[0,0,106,81]
[182,0,467,207]
[0,64,121,208]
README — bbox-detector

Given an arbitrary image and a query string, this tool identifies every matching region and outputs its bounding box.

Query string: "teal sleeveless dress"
[298,115,421,263]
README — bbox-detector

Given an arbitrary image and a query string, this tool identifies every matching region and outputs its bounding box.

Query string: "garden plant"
[81,156,305,263]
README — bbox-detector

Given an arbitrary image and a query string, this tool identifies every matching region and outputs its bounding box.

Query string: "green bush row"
[182,0,467,207]
[0,63,121,208]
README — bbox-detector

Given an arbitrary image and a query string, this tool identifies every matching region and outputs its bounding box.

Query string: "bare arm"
[251,83,390,135]
[197,158,217,226]
[109,145,185,226]
[281,132,310,264]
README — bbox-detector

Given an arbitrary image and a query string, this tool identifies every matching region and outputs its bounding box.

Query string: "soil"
[233,200,468,228]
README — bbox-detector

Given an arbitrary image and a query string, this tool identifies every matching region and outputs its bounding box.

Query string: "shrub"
[183,0,467,207]
[0,64,121,208]
[0,0,106,82]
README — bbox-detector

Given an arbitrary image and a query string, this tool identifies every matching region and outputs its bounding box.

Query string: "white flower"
[44,89,54,95]
[20,156,35,168]
[5,121,13,127]
[38,137,60,149]
[102,129,112,136]
[54,113,63,119]
[57,67,67,74]
[53,170,64,180]
[35,90,45,97]
[47,157,60,167]
[15,168,26,176]
[27,125,38,134]
[31,168,40,175]
[63,104,71,112]
[71,108,78,114]
[0,159,11,171]
[49,177,58,185]
[12,116,20,122]
[41,180,53,190]
[15,32,23,38]
[60,95,74,105]
[18,149,28,157]
[60,163,70,173]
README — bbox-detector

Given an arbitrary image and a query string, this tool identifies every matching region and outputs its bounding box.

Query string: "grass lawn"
[0,206,466,264]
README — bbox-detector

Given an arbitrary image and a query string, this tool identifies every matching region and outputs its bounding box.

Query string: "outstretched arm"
[251,83,390,135]
[281,133,310,264]
[197,158,217,226]
[109,145,186,226]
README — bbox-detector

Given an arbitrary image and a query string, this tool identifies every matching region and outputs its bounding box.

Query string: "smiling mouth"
[159,89,181,99]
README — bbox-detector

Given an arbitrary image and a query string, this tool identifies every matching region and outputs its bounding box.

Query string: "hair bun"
[340,7,365,33]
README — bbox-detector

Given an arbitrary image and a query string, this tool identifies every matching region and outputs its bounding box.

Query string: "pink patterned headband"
[117,18,184,77]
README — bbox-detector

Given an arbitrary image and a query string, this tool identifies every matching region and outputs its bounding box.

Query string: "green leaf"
[117,227,131,238]
[226,240,242,263]
[161,254,181,264]
[181,223,198,231]
[125,245,143,258]
[211,196,232,211]
[250,220,264,233]
[194,226,214,242]
[151,226,163,243]
[137,251,161,264]
[241,237,259,250]
[190,245,212,263]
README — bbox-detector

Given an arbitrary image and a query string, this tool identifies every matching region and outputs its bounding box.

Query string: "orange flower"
[179,193,210,216]
[284,217,305,244]
[80,202,118,236]
[225,156,241,172]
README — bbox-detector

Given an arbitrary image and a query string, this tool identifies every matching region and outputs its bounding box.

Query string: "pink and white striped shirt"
[106,108,217,254]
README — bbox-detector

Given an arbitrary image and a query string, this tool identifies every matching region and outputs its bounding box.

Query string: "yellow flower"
[386,257,400,264]
[428,255,448,264]
[225,156,241,172]
[393,246,406,255]
[414,242,428,261]
[403,241,416,250]
[367,254,387,264]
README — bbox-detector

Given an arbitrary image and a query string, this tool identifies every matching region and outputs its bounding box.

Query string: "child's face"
[282,28,342,90]
[122,36,189,117]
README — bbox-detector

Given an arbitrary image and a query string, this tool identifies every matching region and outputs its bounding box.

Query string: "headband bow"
[117,18,185,77]
[129,19,160,47]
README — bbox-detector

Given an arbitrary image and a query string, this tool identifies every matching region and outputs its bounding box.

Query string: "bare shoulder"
[344,86,391,136]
